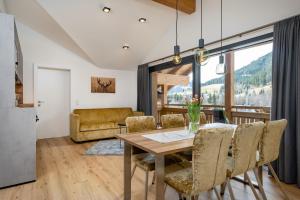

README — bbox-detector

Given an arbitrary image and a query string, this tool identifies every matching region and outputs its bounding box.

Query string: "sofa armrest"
[70,113,80,141]
[133,111,144,116]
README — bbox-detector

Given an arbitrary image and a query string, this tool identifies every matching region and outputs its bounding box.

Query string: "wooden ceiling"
[152,0,196,14]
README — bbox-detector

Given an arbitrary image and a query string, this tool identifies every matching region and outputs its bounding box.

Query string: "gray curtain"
[271,15,300,186]
[137,64,151,115]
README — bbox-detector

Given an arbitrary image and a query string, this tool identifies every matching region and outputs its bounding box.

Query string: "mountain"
[202,52,272,87]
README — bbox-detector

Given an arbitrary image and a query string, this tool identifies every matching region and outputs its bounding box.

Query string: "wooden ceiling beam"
[152,0,196,14]
[157,73,189,86]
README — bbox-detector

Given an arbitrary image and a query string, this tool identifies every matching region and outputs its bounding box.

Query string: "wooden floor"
[0,137,299,200]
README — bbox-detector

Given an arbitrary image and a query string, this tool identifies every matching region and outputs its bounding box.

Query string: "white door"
[36,67,70,139]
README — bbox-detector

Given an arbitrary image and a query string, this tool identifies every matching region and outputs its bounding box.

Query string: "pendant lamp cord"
[201,0,203,38]
[176,0,179,46]
[220,0,223,55]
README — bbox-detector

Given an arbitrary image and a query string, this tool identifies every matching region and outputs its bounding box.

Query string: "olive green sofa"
[70,107,144,142]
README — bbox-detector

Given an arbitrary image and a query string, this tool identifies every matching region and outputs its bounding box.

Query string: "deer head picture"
[91,77,115,93]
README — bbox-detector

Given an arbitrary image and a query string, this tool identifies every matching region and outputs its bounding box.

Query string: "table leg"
[119,127,122,148]
[124,142,132,200]
[155,155,165,200]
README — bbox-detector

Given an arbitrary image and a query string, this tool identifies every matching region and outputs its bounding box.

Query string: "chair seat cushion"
[133,153,186,171]
[80,122,117,132]
[165,166,193,195]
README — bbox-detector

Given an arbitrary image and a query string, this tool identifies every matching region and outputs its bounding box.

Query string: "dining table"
[116,123,238,200]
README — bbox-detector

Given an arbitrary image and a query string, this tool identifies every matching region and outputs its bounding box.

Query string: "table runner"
[142,123,237,143]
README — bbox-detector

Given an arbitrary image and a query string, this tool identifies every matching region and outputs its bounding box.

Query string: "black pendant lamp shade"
[173,45,182,64]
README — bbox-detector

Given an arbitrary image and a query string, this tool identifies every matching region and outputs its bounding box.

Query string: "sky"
[200,42,273,83]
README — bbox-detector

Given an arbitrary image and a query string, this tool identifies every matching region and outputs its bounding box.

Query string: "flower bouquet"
[186,95,203,134]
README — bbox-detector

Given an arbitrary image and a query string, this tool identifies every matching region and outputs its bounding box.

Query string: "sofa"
[70,107,144,142]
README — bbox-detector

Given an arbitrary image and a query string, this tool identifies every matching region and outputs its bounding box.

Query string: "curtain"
[137,64,151,115]
[271,15,300,186]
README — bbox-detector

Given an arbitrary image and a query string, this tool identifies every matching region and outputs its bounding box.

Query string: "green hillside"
[202,52,272,87]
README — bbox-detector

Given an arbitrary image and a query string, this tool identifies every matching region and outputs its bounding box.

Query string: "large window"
[201,55,225,105]
[233,43,273,106]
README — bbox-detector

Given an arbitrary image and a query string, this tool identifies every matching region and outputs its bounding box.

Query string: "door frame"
[33,64,72,137]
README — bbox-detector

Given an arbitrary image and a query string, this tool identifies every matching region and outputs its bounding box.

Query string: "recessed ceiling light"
[122,45,130,50]
[138,18,147,23]
[102,7,111,13]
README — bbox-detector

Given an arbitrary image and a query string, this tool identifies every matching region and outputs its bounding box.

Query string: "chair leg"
[144,170,149,200]
[220,182,227,195]
[267,163,290,200]
[253,168,267,200]
[213,187,222,200]
[244,172,260,200]
[152,171,156,184]
[178,193,183,200]
[227,178,235,200]
[258,166,263,185]
[131,164,137,179]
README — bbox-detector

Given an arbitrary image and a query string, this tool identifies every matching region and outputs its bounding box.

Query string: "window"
[233,43,273,107]
[201,55,225,105]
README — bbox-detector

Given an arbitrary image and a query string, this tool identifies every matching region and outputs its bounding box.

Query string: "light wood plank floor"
[0,137,299,200]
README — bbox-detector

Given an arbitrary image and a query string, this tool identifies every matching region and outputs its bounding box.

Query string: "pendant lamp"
[216,0,226,75]
[195,0,209,66]
[172,0,182,65]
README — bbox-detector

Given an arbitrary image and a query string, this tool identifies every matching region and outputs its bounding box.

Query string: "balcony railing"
[158,104,271,125]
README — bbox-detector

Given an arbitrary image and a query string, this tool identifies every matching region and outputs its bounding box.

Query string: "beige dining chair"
[254,119,289,200]
[164,127,234,200]
[161,113,195,162]
[225,122,265,200]
[125,116,182,200]
[161,114,185,129]
[200,112,207,124]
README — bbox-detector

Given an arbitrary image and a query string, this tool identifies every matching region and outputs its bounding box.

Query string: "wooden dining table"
[116,123,237,200]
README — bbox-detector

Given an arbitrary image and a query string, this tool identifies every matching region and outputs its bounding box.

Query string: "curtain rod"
[144,14,298,66]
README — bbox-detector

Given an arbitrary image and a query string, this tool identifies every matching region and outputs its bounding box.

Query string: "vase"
[189,121,200,134]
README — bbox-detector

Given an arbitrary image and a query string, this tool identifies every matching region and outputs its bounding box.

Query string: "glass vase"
[189,121,200,134]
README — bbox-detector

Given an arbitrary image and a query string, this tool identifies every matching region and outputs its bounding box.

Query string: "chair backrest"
[258,119,287,166]
[161,114,185,129]
[192,128,234,193]
[125,116,156,133]
[213,109,228,123]
[230,122,264,177]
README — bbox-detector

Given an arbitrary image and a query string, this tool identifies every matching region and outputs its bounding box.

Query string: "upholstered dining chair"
[125,116,182,200]
[253,119,289,200]
[200,112,207,125]
[213,109,229,124]
[164,128,234,200]
[161,114,185,129]
[225,122,265,200]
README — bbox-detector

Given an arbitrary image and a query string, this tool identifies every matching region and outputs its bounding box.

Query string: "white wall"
[17,22,137,111]
[0,0,6,13]
[144,0,300,63]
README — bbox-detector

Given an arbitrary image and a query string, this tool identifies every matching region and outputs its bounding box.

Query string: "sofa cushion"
[80,122,118,132]
[74,108,134,124]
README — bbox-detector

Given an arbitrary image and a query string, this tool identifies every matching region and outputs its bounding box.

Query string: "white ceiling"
[5,0,181,70]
